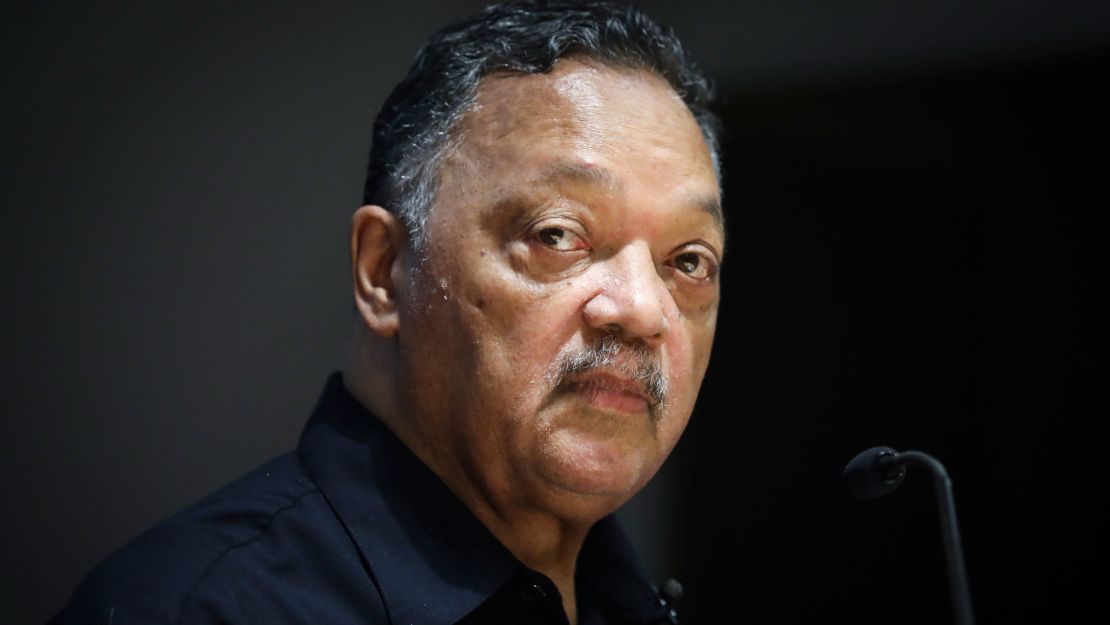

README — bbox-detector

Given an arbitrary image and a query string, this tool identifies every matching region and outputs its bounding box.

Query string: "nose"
[582,243,670,345]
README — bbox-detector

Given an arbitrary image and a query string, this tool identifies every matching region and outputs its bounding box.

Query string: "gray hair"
[362,0,721,251]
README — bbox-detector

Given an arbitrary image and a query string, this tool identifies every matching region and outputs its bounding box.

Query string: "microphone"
[843,447,976,625]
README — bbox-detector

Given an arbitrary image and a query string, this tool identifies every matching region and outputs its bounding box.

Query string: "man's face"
[395,59,722,518]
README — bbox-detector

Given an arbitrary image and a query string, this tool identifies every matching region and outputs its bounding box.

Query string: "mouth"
[562,371,652,414]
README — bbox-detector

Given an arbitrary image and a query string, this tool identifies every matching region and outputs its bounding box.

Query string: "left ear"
[350,204,406,338]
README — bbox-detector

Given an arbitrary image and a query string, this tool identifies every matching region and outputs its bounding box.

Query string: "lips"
[563,371,651,413]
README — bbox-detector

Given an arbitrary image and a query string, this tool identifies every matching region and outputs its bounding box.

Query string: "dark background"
[3,2,1107,623]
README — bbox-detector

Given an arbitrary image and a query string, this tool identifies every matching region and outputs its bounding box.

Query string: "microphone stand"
[887,451,975,625]
[845,446,976,625]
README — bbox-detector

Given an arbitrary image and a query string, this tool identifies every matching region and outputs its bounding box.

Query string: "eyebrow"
[536,161,724,227]
[692,194,724,228]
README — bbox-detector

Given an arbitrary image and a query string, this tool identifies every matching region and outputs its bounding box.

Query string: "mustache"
[549,333,668,410]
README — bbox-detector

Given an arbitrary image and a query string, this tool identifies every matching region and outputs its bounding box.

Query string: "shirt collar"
[578,516,669,624]
[298,372,667,625]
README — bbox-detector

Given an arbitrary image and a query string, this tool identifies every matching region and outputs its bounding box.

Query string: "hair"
[362,0,720,250]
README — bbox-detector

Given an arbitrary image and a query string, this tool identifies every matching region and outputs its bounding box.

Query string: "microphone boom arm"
[890,451,975,625]
[846,447,976,625]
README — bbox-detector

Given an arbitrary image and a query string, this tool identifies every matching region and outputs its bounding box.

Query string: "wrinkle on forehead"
[536,161,622,193]
[438,58,720,231]
[533,160,723,230]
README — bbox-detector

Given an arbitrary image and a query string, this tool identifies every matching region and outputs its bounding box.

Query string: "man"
[55,1,723,623]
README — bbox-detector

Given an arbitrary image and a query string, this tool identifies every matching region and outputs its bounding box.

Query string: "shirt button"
[520,582,547,602]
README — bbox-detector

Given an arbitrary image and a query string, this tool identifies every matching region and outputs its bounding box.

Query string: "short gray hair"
[362,0,721,250]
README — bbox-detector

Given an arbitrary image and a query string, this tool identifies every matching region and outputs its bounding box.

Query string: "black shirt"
[54,373,672,625]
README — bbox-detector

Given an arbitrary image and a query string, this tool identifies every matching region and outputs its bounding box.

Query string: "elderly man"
[55,1,723,624]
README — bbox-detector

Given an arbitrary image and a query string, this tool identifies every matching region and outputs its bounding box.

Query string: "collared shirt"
[54,373,672,625]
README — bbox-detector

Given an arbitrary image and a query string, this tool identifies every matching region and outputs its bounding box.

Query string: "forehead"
[442,58,720,223]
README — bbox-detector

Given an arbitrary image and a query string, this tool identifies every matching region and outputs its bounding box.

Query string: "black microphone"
[843,447,976,625]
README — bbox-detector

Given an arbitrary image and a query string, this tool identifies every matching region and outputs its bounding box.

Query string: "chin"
[534,431,654,501]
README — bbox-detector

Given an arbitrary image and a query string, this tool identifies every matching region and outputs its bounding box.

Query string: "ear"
[351,204,406,338]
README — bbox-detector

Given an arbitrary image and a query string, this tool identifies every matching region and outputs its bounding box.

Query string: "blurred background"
[3,1,1107,623]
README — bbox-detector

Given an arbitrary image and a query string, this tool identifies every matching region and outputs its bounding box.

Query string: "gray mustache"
[551,334,667,409]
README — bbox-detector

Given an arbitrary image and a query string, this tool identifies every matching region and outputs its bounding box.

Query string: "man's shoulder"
[53,452,355,625]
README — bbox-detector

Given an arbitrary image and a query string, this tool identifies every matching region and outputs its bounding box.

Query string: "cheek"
[665,306,718,400]
[692,304,718,368]
[455,268,586,394]
[662,339,698,430]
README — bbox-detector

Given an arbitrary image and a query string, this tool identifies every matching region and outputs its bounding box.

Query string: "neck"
[341,329,399,425]
[469,502,589,625]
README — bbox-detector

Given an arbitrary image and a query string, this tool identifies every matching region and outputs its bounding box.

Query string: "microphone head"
[843,446,906,499]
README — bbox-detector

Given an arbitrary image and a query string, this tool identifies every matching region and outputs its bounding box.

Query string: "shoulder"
[53,453,357,625]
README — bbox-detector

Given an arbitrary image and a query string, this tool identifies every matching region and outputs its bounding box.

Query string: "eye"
[670,251,716,280]
[535,226,587,252]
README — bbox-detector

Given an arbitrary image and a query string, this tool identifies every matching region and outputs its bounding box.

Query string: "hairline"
[411,55,722,251]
